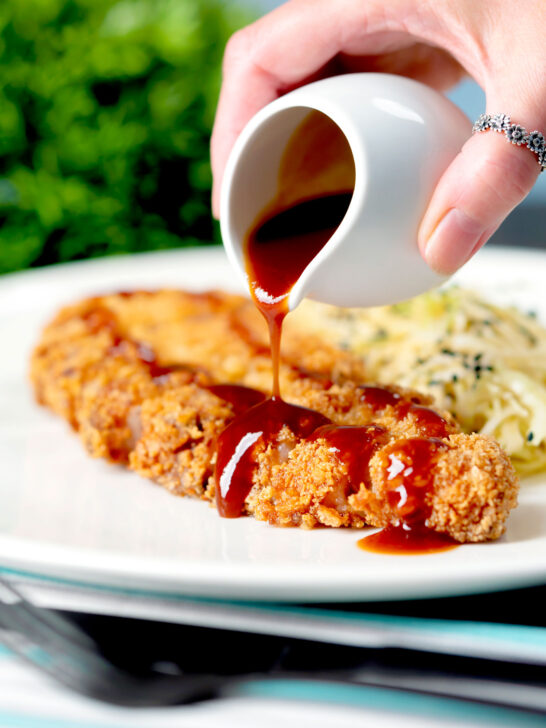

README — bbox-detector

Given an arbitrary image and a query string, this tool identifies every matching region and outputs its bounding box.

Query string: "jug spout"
[221,73,471,309]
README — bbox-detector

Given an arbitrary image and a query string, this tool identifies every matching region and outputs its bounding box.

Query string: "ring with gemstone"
[472,113,545,172]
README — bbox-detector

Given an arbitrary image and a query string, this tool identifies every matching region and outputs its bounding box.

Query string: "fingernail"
[424,208,489,274]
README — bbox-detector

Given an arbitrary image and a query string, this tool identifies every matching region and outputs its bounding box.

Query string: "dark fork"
[0,575,545,716]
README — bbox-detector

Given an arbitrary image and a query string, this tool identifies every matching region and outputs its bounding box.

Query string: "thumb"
[418,120,541,274]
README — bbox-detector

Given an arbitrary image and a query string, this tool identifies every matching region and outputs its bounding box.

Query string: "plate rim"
[1,244,546,602]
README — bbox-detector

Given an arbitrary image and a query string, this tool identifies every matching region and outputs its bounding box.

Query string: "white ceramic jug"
[220,73,470,309]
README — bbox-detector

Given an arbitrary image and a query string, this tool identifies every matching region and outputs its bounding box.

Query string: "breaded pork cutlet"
[30,290,519,542]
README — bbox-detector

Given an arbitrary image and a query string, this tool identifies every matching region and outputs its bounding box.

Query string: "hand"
[211,0,545,274]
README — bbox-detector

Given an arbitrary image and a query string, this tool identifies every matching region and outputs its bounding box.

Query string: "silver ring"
[472,113,545,172]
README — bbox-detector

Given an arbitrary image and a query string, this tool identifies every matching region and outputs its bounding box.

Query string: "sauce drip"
[358,525,458,555]
[358,436,458,553]
[381,437,448,525]
[216,398,330,518]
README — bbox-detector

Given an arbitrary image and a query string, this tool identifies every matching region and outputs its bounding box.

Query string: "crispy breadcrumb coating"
[30,289,519,541]
[250,431,517,541]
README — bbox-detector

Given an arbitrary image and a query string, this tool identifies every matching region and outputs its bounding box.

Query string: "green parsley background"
[0,0,251,274]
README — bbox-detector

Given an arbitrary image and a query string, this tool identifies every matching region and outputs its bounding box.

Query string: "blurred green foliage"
[0,0,251,274]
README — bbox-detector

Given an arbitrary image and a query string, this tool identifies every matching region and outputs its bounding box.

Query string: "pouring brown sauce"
[215,111,354,518]
[214,111,458,554]
[245,192,353,395]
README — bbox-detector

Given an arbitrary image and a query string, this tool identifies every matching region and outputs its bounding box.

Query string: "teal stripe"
[2,566,544,653]
[238,679,546,727]
[0,711,124,728]
[258,604,546,649]
[0,684,542,728]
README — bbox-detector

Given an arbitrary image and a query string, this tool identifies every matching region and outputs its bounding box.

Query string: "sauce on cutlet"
[366,437,451,545]
[359,385,450,438]
[206,384,266,415]
[77,287,458,549]
[81,266,457,550]
[309,424,389,493]
[357,434,459,552]
[216,398,331,518]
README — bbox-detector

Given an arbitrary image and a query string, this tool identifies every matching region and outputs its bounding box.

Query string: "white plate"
[1,246,545,602]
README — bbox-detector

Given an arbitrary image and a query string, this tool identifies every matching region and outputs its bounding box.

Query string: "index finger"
[210,0,416,217]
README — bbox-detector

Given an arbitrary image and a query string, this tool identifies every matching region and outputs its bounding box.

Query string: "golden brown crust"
[30,289,519,541]
[247,431,518,541]
[428,434,519,542]
[130,385,233,499]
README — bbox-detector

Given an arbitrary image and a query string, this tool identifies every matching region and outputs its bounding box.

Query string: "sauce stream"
[246,192,353,396]
[215,111,356,517]
[216,190,352,517]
